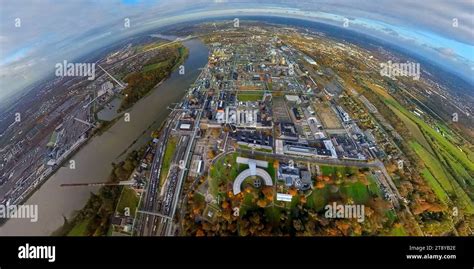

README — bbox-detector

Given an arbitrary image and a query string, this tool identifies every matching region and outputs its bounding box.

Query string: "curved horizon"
[1,1,473,106]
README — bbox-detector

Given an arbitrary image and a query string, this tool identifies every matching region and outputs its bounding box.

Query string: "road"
[237,148,410,210]
[236,148,378,168]
[135,111,176,236]
[135,63,210,236]
[163,93,208,236]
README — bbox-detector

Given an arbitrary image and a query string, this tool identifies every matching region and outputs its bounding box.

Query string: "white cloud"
[0,0,472,102]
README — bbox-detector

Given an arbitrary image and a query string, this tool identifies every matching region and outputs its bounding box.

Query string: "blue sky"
[0,0,473,104]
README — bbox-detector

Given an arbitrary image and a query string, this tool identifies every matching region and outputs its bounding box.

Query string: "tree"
[292,219,304,232]
[288,187,297,196]
[221,200,229,209]
[299,195,307,204]
[257,199,267,208]
[262,186,274,201]
[316,181,325,189]
[196,229,205,236]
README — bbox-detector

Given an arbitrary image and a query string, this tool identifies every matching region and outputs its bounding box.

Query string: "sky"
[0,0,473,105]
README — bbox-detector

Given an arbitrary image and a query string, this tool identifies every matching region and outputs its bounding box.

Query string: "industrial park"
[109,24,438,236]
[2,0,474,266]
[1,20,473,238]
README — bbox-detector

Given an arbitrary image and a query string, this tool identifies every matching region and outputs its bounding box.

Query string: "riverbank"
[119,43,189,112]
[0,38,209,236]
[53,146,146,236]
[56,117,170,236]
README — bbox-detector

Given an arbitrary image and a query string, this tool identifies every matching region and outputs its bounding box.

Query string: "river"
[0,39,209,235]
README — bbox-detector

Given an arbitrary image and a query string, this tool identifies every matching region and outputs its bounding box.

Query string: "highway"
[135,111,176,236]
[163,92,208,236]
[135,63,210,236]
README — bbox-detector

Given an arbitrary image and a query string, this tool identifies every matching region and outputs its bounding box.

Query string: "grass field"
[390,103,434,154]
[320,165,357,178]
[432,137,473,186]
[116,187,140,217]
[446,154,473,185]
[388,225,407,236]
[371,84,474,169]
[237,92,264,102]
[208,153,243,196]
[410,142,455,193]
[67,219,90,236]
[436,122,462,145]
[387,99,474,171]
[264,206,282,225]
[368,84,474,215]
[385,210,397,224]
[194,192,205,204]
[240,192,258,216]
[367,175,383,197]
[209,153,278,218]
[307,168,381,211]
[341,181,370,204]
[421,168,450,204]
[411,142,474,214]
[159,136,178,187]
[143,61,167,72]
[306,186,330,211]
[209,153,276,198]
[235,163,276,216]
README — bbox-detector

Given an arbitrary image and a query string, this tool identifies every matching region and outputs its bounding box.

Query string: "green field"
[267,162,276,180]
[436,122,462,145]
[290,193,301,209]
[374,83,474,171]
[410,141,474,214]
[341,182,371,204]
[307,168,381,211]
[194,192,205,204]
[387,99,474,171]
[367,175,383,197]
[390,103,434,154]
[388,225,407,236]
[208,154,277,216]
[410,142,474,214]
[240,192,258,215]
[374,89,474,215]
[67,219,90,236]
[159,137,178,187]
[237,92,264,102]
[209,153,243,196]
[320,165,357,179]
[385,210,397,224]
[264,206,282,225]
[143,61,167,72]
[420,167,450,205]
[116,187,140,217]
[433,137,473,186]
[410,142,454,193]
[306,186,330,211]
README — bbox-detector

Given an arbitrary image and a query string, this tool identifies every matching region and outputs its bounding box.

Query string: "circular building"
[233,159,273,195]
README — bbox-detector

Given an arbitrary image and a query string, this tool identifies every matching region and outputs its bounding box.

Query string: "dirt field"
[272,97,290,122]
[315,102,342,129]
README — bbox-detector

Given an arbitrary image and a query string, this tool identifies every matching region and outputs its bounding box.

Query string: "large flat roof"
[236,157,268,168]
